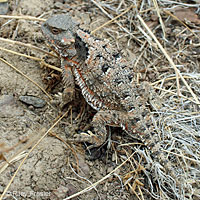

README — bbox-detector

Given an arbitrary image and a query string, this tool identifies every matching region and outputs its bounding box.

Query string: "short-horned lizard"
[42,14,153,148]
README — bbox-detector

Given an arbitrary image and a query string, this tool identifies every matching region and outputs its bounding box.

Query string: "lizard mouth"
[53,40,76,58]
[44,37,75,58]
[61,48,76,58]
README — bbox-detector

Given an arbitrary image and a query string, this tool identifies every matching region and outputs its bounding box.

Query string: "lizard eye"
[51,27,61,35]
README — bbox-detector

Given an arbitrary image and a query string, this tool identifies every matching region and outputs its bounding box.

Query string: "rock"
[0,1,9,15]
[19,95,46,108]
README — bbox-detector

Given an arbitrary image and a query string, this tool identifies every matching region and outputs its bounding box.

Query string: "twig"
[0,15,45,21]
[40,61,62,72]
[0,37,57,57]
[0,46,42,61]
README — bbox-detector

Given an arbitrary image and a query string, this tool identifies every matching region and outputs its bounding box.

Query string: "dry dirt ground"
[0,0,200,200]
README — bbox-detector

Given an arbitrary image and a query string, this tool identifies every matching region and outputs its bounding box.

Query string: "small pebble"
[0,1,9,15]
[19,95,46,108]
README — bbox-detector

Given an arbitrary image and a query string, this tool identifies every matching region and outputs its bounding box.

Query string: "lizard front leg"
[60,58,75,106]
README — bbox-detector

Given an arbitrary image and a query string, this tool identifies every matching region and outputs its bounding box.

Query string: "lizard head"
[42,14,79,58]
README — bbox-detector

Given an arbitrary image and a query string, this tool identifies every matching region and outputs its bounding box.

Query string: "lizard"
[41,14,183,198]
[41,14,154,149]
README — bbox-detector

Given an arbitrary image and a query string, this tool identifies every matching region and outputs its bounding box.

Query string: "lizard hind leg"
[89,110,128,148]
[91,109,151,147]
[66,109,151,149]
[66,110,119,149]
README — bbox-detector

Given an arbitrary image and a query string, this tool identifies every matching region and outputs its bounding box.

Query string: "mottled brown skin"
[42,14,152,148]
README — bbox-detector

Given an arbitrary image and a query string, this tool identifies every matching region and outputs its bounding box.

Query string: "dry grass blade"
[0,46,42,61]
[0,37,57,57]
[153,86,198,104]
[0,46,61,72]
[152,0,166,38]
[0,57,52,100]
[138,184,144,200]
[49,132,79,166]
[162,150,200,164]
[0,132,45,174]
[137,14,200,104]
[90,0,143,44]
[0,42,62,72]
[91,5,135,34]
[63,152,137,200]
[0,44,61,72]
[152,75,199,104]
[40,60,62,72]
[0,137,29,165]
[0,108,71,200]
[0,15,46,21]
[151,75,195,86]
[69,163,100,197]
[0,152,27,174]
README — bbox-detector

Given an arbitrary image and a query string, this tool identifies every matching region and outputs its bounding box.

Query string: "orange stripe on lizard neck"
[64,56,79,65]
